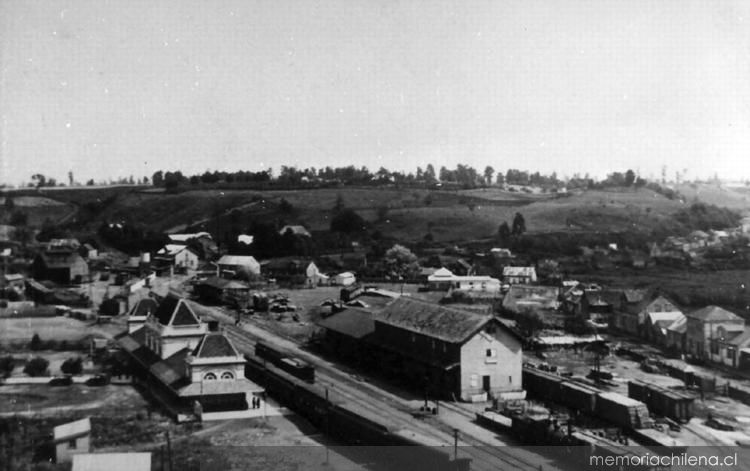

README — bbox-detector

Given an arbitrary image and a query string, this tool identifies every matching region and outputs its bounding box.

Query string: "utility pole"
[325,387,330,466]
[166,431,173,471]
[453,428,459,461]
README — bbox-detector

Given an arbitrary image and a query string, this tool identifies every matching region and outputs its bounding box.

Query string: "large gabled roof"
[152,294,201,326]
[686,305,742,322]
[316,309,375,339]
[375,297,514,344]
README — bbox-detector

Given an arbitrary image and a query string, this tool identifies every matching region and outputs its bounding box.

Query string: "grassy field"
[0,317,117,345]
[3,183,740,245]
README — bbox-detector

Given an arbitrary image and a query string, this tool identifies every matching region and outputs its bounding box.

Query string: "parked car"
[49,376,73,387]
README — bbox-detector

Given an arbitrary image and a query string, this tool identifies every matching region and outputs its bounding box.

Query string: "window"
[485,349,497,364]
[509,375,512,384]
[68,439,77,450]
[469,374,478,388]
[221,371,234,380]
[710,340,719,355]
[203,372,216,381]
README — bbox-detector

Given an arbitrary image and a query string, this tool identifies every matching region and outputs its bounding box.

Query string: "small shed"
[333,272,356,286]
[53,417,91,463]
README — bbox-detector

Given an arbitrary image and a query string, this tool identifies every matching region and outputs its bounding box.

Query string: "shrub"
[61,357,83,375]
[0,355,15,378]
[24,357,49,377]
[30,333,43,351]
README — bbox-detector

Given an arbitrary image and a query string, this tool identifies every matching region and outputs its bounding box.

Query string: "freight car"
[254,341,315,382]
[522,366,652,430]
[628,380,694,423]
[389,429,466,471]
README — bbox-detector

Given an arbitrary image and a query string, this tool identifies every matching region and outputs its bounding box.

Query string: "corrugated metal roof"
[316,309,375,339]
[375,297,492,344]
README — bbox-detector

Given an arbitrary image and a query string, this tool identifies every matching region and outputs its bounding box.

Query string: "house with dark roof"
[116,294,262,417]
[32,248,89,284]
[502,266,537,285]
[686,305,745,363]
[369,297,524,402]
[315,309,375,362]
[666,316,687,353]
[195,276,250,306]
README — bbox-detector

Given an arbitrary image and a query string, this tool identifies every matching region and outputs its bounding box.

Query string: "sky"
[1,0,750,186]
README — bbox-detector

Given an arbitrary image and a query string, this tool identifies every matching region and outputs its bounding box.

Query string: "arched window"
[203,372,216,381]
[221,371,234,380]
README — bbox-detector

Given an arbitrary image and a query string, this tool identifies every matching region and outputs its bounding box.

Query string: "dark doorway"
[482,375,490,392]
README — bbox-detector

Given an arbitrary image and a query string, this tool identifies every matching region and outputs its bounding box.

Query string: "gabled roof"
[158,244,197,256]
[375,297,509,344]
[666,316,687,334]
[152,295,201,326]
[199,276,250,290]
[686,305,742,322]
[502,285,560,311]
[623,289,649,304]
[646,311,684,326]
[150,348,190,387]
[428,267,455,279]
[53,418,91,441]
[217,255,259,267]
[279,225,311,237]
[168,232,211,242]
[130,298,159,318]
[192,333,240,358]
[502,266,536,277]
[726,330,750,347]
[316,309,375,339]
[37,250,87,269]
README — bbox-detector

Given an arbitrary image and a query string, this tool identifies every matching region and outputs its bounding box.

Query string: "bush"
[29,333,43,351]
[24,357,49,377]
[0,355,15,378]
[61,357,83,375]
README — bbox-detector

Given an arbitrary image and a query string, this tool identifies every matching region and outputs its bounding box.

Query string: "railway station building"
[116,293,263,419]
[368,297,524,402]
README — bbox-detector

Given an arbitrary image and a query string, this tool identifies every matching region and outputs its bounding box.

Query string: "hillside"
[1,185,703,247]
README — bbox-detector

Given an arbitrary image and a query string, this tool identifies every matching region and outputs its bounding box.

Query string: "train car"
[522,367,564,401]
[254,341,316,383]
[570,431,656,471]
[628,380,694,423]
[559,381,599,414]
[475,410,512,433]
[278,357,315,383]
[327,401,392,445]
[595,391,652,430]
[630,427,687,453]
[255,341,285,364]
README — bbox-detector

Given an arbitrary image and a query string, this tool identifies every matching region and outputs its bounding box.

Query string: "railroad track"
[222,323,566,471]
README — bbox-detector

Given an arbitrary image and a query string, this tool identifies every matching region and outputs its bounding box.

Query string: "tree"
[23,357,49,377]
[152,170,164,187]
[625,169,636,186]
[61,357,83,375]
[9,211,27,226]
[498,221,511,241]
[384,244,420,279]
[424,164,436,184]
[86,179,95,186]
[31,174,47,189]
[496,172,505,186]
[68,171,74,186]
[484,166,495,186]
[0,355,14,378]
[516,309,544,338]
[511,212,526,236]
[4,195,14,210]
[333,193,345,213]
[30,333,43,351]
[279,198,294,214]
[330,209,367,233]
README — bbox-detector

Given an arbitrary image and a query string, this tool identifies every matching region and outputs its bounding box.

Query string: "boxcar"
[559,381,599,414]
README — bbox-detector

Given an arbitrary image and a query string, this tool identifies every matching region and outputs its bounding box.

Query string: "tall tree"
[484,166,495,186]
[625,169,636,186]
[384,244,420,279]
[511,212,526,236]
